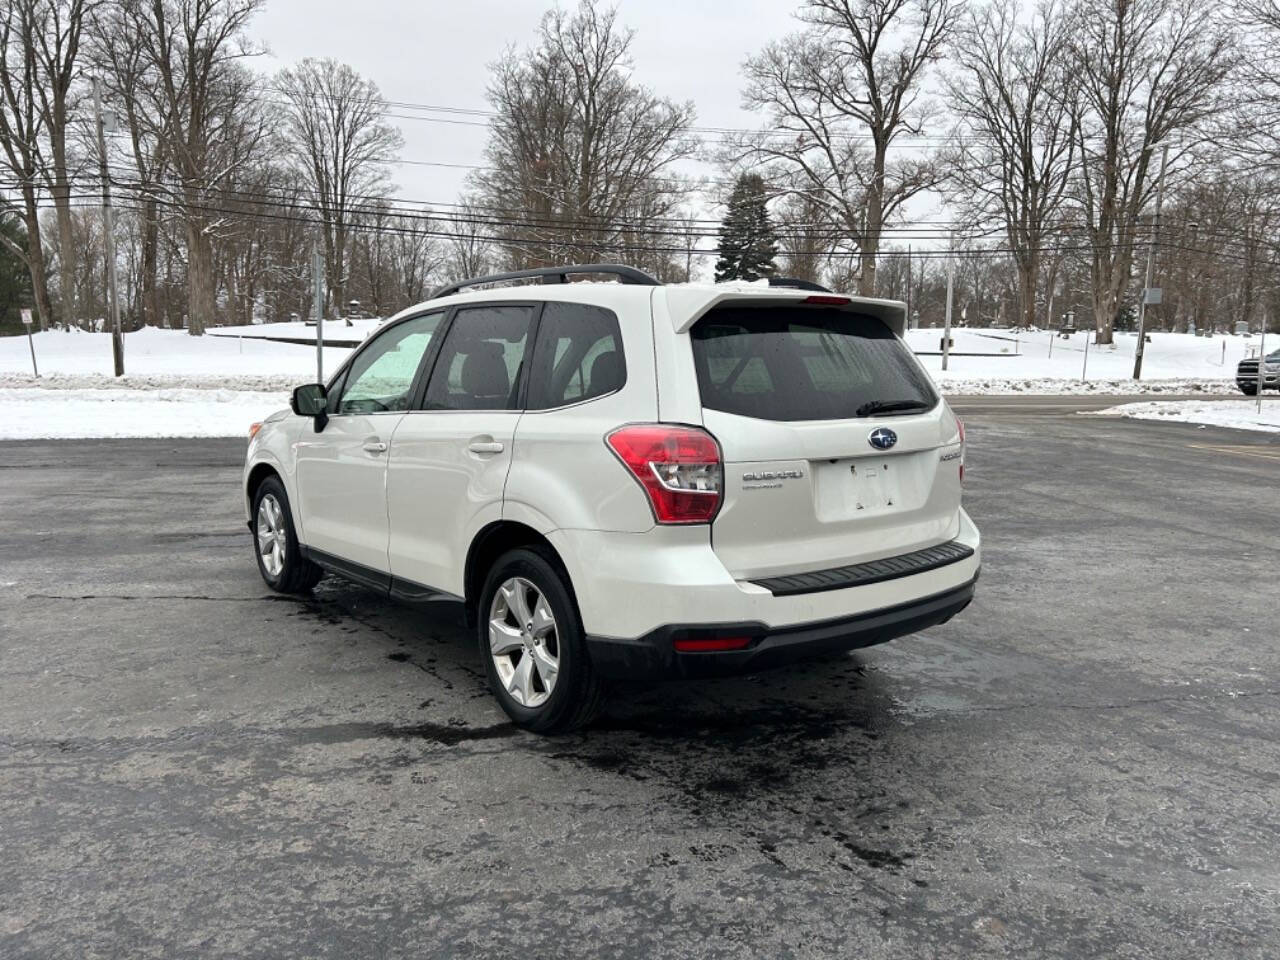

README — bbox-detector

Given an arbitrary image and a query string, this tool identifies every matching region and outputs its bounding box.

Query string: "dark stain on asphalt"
[286,720,519,747]
[387,652,410,662]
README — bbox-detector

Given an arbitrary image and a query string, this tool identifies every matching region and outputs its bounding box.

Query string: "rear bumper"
[548,509,981,641]
[586,574,977,679]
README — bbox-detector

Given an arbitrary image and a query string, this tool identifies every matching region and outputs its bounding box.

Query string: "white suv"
[244,265,980,732]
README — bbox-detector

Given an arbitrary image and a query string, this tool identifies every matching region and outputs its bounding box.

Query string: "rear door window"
[690,306,936,422]
[525,303,625,409]
[423,305,535,411]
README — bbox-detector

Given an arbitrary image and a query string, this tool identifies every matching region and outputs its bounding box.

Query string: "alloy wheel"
[488,576,560,708]
[256,494,288,577]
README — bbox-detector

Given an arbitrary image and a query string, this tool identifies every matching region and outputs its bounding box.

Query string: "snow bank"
[2,387,287,440]
[1090,398,1280,434]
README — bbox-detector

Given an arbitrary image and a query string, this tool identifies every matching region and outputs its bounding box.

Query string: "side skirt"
[300,546,462,604]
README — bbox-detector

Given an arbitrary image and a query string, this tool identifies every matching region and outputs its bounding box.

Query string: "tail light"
[605,424,723,524]
[248,422,262,441]
[957,418,966,483]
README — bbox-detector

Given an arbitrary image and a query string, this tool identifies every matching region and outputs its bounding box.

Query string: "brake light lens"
[804,295,851,306]
[957,418,966,483]
[605,424,723,524]
[248,422,262,441]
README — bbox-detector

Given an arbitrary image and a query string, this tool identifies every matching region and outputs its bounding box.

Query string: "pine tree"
[715,174,779,282]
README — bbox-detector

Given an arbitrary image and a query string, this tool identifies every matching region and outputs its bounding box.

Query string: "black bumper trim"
[749,539,975,597]
[586,573,978,680]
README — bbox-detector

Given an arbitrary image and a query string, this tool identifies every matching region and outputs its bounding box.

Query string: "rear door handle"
[363,437,388,454]
[468,439,504,454]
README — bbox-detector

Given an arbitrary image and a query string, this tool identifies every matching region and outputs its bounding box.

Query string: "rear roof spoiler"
[663,287,909,337]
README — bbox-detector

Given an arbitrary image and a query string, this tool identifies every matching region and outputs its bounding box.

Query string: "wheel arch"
[246,461,282,515]
[464,520,576,627]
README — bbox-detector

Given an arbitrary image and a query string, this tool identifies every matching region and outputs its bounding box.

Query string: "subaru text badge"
[868,427,898,450]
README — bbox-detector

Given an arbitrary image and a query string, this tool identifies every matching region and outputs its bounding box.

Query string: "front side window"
[423,305,535,410]
[335,312,443,415]
[690,307,937,422]
[526,303,625,410]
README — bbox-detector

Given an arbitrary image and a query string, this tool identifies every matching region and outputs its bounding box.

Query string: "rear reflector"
[804,295,851,305]
[673,636,752,652]
[605,424,723,524]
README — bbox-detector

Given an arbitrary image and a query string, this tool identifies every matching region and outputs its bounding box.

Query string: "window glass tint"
[336,312,442,414]
[424,305,534,410]
[690,307,937,422]
[526,303,625,410]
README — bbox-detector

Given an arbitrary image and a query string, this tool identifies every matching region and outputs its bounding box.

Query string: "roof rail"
[768,277,834,293]
[429,263,661,300]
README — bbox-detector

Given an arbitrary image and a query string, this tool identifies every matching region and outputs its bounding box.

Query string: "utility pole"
[1132,142,1170,380]
[93,77,125,377]
[943,232,956,371]
[1259,307,1269,415]
[905,244,913,329]
[313,236,325,382]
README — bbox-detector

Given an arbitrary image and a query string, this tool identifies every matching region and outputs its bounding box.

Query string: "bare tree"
[28,0,95,325]
[738,0,961,296]
[119,0,265,334]
[1229,0,1280,169]
[0,4,56,328]
[1067,0,1232,344]
[774,190,834,284]
[474,1,695,268]
[948,0,1078,329]
[277,58,402,318]
[88,1,168,327]
[441,198,494,282]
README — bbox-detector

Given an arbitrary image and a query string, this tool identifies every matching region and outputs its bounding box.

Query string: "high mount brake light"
[803,295,851,306]
[605,424,723,524]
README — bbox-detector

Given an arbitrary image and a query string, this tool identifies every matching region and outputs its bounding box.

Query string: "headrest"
[588,350,624,396]
[460,341,510,401]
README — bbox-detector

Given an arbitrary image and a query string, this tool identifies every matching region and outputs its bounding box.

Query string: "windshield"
[690,306,937,422]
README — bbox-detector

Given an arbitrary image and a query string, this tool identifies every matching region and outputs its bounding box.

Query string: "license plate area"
[814,453,927,521]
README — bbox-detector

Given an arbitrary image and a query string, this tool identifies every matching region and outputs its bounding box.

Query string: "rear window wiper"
[855,399,933,417]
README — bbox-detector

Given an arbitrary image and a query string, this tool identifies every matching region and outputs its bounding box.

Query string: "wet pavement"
[1,413,1278,958]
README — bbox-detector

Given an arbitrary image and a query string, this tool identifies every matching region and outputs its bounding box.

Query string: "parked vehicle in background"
[243,265,980,732]
[1237,349,1280,395]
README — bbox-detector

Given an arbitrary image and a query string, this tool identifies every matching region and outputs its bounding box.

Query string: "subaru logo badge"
[868,427,898,450]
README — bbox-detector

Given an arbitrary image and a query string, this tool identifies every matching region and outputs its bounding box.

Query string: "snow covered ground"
[1,325,352,381]
[903,327,1249,393]
[2,387,287,440]
[0,324,1265,439]
[1091,398,1280,434]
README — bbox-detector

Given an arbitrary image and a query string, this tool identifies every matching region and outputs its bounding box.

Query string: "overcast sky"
[252,0,802,209]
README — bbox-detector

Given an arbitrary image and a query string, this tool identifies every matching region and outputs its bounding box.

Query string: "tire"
[477,547,605,733]
[251,476,323,594]
[1240,384,1258,396]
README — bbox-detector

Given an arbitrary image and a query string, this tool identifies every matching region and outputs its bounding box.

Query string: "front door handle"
[468,439,504,454]
[362,437,388,454]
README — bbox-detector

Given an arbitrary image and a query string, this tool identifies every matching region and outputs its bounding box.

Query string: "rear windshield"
[690,307,937,422]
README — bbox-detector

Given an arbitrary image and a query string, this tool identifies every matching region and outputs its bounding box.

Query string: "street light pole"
[1133,142,1170,380]
[93,77,125,377]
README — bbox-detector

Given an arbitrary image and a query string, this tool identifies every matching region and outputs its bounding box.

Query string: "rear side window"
[525,303,625,410]
[690,307,936,422]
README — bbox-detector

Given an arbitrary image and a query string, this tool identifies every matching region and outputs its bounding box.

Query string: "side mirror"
[291,383,328,418]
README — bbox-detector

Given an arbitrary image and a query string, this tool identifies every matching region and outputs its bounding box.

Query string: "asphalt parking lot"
[2,407,1278,959]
